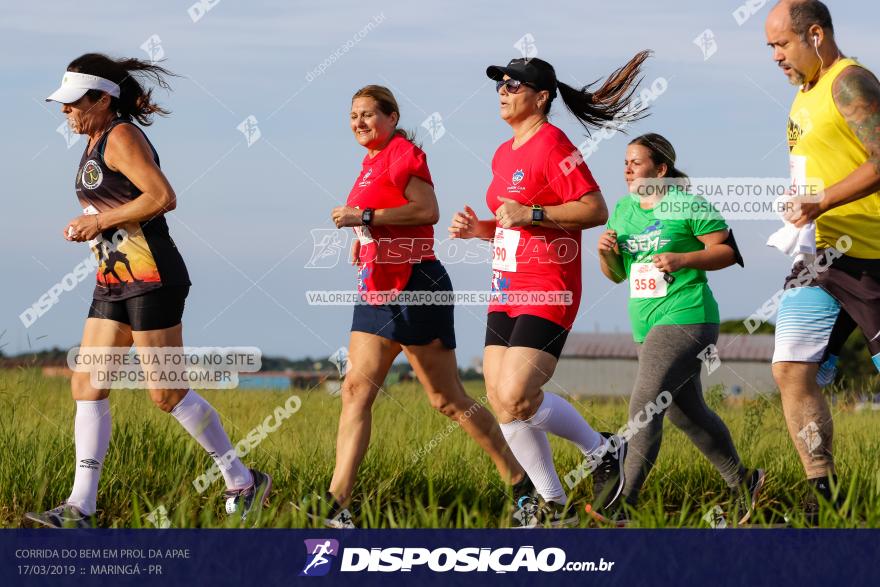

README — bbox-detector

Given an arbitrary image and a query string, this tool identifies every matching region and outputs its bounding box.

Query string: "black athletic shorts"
[351,260,456,349]
[88,286,189,331]
[815,253,880,368]
[484,312,569,359]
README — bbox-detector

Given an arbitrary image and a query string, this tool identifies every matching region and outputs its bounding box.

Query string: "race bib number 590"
[492,227,520,272]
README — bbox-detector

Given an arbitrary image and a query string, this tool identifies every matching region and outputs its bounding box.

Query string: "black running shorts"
[484,312,569,359]
[88,286,189,331]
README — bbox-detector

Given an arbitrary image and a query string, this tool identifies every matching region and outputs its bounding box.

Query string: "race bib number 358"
[630,263,668,299]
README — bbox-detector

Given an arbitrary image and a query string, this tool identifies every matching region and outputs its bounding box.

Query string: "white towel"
[766,222,816,256]
[766,193,816,258]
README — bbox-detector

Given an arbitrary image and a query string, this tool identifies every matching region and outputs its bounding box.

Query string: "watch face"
[532,208,543,222]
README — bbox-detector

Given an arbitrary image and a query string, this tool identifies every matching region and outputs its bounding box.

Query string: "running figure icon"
[301,540,337,576]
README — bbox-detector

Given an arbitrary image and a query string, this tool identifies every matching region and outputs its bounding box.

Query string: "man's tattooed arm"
[822,65,880,210]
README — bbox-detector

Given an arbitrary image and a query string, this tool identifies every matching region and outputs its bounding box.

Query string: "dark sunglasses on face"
[495,79,536,94]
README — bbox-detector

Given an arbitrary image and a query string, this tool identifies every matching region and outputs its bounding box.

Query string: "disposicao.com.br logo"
[301,541,615,575]
[300,539,339,577]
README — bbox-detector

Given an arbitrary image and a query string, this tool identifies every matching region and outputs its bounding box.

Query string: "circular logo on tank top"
[81,159,103,189]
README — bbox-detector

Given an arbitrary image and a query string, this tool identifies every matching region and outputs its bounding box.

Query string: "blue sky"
[2,0,878,365]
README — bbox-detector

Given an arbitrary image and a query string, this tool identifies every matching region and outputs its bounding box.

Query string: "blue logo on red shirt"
[357,264,371,293]
[491,272,512,304]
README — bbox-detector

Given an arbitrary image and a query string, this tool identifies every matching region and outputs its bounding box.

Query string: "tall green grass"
[3,369,880,528]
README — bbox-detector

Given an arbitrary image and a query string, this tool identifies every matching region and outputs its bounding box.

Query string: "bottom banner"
[3,529,876,586]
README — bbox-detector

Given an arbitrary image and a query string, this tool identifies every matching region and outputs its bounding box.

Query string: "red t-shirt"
[485,123,600,329]
[347,134,436,304]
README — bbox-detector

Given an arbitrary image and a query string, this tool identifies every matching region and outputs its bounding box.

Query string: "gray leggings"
[622,323,746,504]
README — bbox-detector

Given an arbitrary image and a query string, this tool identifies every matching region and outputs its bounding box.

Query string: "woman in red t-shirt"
[449,53,652,526]
[314,85,535,528]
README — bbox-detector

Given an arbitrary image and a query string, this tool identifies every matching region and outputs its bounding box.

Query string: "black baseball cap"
[486,57,557,97]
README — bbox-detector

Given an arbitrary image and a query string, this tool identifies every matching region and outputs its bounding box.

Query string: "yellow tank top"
[789,57,880,259]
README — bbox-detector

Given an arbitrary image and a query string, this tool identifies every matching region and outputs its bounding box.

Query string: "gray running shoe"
[24,502,97,529]
[224,469,272,523]
[512,495,578,528]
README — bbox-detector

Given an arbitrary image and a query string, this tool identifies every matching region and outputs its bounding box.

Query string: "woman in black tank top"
[24,53,271,529]
[73,116,190,301]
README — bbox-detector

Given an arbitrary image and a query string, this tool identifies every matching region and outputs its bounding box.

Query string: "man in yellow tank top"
[766,0,880,524]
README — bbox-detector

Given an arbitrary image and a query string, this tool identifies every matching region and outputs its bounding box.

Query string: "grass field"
[4,368,880,529]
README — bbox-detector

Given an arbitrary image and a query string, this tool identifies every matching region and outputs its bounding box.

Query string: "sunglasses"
[495,79,537,94]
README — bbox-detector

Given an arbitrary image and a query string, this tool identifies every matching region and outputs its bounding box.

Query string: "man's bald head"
[771,0,834,43]
[766,0,838,86]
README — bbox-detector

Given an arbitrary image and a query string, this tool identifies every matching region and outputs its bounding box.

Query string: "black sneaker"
[23,502,97,529]
[297,492,356,529]
[729,468,766,526]
[803,476,843,526]
[588,433,627,512]
[512,496,578,528]
[223,468,272,524]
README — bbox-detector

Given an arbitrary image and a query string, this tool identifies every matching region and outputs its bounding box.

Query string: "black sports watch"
[361,208,374,226]
[531,205,544,226]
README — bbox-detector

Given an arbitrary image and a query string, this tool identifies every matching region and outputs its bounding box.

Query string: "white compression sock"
[528,392,605,456]
[67,399,112,516]
[170,390,252,490]
[500,419,567,504]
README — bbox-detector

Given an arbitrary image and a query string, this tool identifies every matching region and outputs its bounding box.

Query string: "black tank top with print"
[75,118,190,301]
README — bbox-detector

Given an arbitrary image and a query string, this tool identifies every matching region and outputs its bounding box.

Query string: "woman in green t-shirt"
[588,133,764,526]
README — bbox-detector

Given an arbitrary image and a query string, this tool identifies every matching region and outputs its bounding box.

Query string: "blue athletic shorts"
[351,260,456,349]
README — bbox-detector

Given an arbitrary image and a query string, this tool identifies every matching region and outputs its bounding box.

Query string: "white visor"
[46,71,121,104]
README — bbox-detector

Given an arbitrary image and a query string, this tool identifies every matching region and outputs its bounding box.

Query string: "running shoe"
[512,495,578,528]
[297,492,356,529]
[729,468,766,525]
[802,476,843,526]
[23,502,97,529]
[223,468,272,523]
[324,508,355,529]
[587,433,627,513]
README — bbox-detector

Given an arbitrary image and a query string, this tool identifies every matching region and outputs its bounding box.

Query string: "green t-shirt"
[607,190,728,342]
